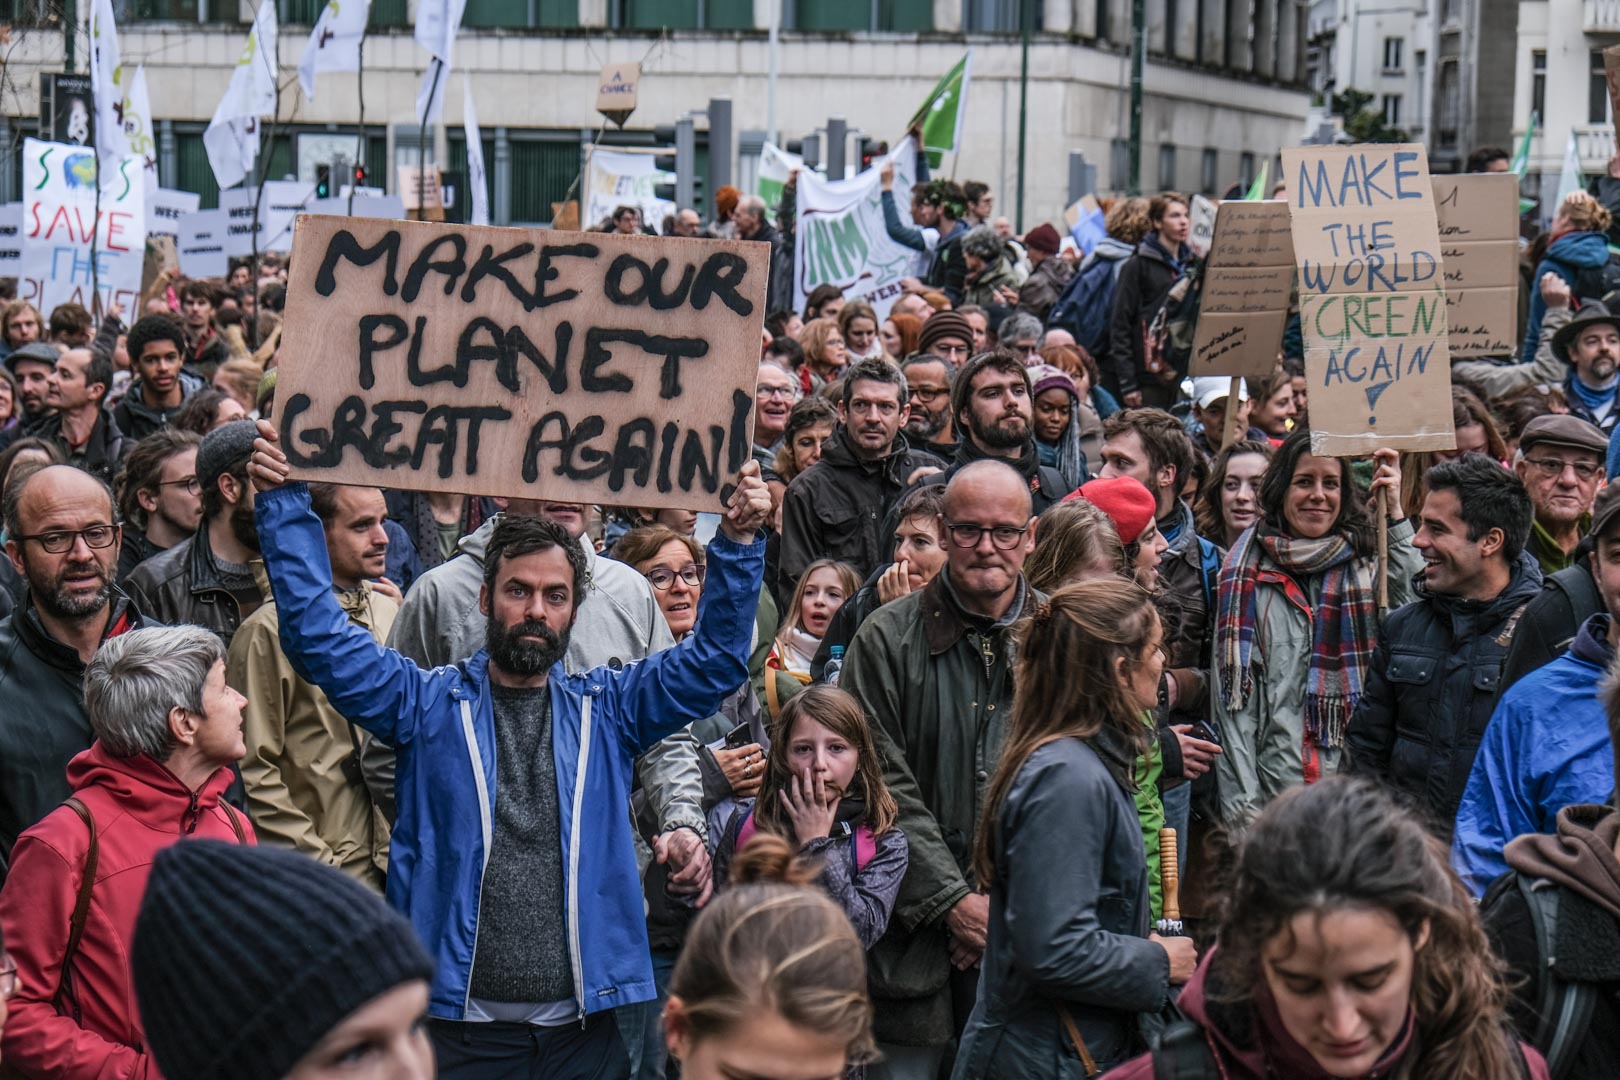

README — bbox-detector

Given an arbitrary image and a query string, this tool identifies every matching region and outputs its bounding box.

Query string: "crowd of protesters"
[1,143,1620,1080]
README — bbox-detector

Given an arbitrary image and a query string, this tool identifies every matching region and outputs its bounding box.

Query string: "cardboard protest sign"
[178,208,229,278]
[141,235,179,295]
[0,203,21,277]
[275,216,771,509]
[1433,173,1519,357]
[221,181,318,256]
[19,139,147,316]
[146,188,201,241]
[793,137,922,320]
[585,149,674,234]
[1190,200,1295,378]
[595,62,640,128]
[1187,194,1217,258]
[1282,144,1453,456]
[399,166,445,216]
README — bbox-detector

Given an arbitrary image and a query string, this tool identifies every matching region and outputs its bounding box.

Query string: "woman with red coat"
[0,625,255,1079]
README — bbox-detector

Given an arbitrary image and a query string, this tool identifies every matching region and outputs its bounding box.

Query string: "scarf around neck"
[1216,524,1380,748]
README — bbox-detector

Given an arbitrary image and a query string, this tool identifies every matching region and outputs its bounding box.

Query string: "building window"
[1382,94,1402,127]
[1439,0,1459,23]
[1158,143,1177,191]
[1415,49,1427,126]
[1239,151,1255,190]
[462,0,577,29]
[791,0,932,30]
[1201,148,1218,194]
[1111,138,1131,192]
[1382,36,1403,72]
[613,0,754,28]
[279,0,407,24]
[1437,60,1460,148]
[1593,50,1611,124]
[1531,49,1545,122]
[962,0,1038,32]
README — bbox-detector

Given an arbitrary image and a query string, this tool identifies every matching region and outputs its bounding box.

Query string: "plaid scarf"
[1216,525,1380,749]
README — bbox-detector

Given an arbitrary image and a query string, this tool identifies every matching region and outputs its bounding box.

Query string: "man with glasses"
[995,312,1043,360]
[1514,414,1608,575]
[900,354,958,460]
[113,314,204,441]
[779,358,943,592]
[126,420,267,646]
[915,310,975,369]
[839,460,1036,1076]
[115,429,203,584]
[752,359,800,468]
[0,465,152,881]
[939,350,1077,515]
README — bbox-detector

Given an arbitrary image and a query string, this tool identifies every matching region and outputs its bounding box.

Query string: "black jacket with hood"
[1106,236,1186,397]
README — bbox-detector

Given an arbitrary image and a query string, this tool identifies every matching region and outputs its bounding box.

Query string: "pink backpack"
[736,809,878,870]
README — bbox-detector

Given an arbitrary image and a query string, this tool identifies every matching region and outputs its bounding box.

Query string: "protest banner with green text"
[1282,144,1454,457]
[275,216,770,510]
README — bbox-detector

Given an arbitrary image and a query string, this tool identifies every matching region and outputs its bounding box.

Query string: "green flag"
[1512,112,1538,215]
[911,51,971,169]
[1244,159,1269,201]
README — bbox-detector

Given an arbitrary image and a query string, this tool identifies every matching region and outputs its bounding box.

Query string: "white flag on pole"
[1553,128,1585,225]
[125,65,160,187]
[413,0,467,125]
[204,1,279,191]
[298,0,370,100]
[89,0,130,164]
[464,85,489,226]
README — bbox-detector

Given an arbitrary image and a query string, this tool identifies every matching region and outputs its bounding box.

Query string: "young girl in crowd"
[713,683,909,951]
[764,559,859,714]
[1104,777,1550,1079]
[1194,439,1274,549]
[662,852,877,1080]
[954,581,1194,1077]
[1211,430,1420,824]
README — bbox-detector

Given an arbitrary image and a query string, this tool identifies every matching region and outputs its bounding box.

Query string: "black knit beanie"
[132,840,434,1080]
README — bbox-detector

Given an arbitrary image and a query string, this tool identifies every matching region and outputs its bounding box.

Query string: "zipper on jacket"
[458,697,495,1017]
[567,693,594,1025]
[182,790,199,834]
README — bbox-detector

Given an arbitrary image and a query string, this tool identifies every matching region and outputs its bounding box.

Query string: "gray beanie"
[196,418,260,495]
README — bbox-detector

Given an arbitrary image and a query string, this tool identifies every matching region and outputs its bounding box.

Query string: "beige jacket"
[229,580,396,889]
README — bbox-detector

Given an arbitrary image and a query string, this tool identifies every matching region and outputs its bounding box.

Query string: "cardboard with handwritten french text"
[1189,200,1296,378]
[1282,144,1454,456]
[1433,173,1518,358]
[275,215,770,509]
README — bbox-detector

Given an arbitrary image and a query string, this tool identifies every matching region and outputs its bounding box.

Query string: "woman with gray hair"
[0,625,254,1079]
[961,224,1027,309]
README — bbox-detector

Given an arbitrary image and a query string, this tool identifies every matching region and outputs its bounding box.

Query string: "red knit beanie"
[1067,476,1156,545]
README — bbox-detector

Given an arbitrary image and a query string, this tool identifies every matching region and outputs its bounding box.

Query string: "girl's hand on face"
[780,767,838,847]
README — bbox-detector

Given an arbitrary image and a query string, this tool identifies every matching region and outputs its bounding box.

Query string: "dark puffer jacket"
[1346,551,1544,839]
[778,426,942,593]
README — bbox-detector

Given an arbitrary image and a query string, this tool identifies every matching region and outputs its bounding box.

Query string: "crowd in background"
[0,144,1619,1080]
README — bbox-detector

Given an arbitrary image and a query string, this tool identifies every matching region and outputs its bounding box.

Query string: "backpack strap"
[220,802,248,845]
[1517,874,1600,1080]
[54,797,99,1025]
[1055,1002,1101,1077]
[1152,1020,1221,1079]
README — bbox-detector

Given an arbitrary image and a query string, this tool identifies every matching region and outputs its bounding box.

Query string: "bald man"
[0,465,153,877]
[838,459,1036,1072]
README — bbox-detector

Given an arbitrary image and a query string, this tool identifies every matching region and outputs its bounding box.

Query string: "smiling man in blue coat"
[245,420,770,1079]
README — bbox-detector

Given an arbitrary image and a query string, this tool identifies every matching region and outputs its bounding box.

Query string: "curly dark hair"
[125,314,188,368]
[1258,428,1378,556]
[483,515,588,613]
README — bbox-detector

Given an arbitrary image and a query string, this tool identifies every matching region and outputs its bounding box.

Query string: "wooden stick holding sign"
[1280,144,1455,608]
[1220,375,1242,451]
[274,216,770,509]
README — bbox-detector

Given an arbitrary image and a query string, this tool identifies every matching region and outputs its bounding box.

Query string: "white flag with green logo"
[758,142,803,210]
[910,51,971,169]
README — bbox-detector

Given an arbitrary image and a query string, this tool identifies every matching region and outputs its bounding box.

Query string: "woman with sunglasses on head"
[1211,430,1421,826]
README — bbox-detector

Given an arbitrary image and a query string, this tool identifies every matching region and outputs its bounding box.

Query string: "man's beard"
[487,616,571,678]
[906,409,946,439]
[229,496,260,553]
[28,556,111,620]
[973,413,1029,450]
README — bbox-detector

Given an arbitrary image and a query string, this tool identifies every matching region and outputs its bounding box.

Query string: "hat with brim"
[1517,413,1609,457]
[4,341,59,374]
[1552,301,1620,362]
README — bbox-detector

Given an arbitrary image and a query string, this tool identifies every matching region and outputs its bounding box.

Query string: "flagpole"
[1015,0,1030,232]
[416,58,442,221]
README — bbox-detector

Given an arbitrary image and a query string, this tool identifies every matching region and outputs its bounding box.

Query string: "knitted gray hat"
[133,840,434,1080]
[195,418,260,495]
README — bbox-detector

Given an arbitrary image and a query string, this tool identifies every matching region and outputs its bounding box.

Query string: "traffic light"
[353,164,365,188]
[316,163,331,199]
[653,150,677,203]
[858,138,887,174]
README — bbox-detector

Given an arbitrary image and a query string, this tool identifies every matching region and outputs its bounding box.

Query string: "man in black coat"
[939,350,1079,514]
[778,359,942,594]
[0,465,151,881]
[1348,454,1542,839]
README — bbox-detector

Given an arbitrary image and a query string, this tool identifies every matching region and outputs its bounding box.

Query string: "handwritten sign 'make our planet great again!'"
[1282,144,1455,457]
[275,216,770,510]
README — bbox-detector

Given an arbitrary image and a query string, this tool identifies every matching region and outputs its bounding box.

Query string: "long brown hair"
[778,559,860,642]
[973,580,1159,888]
[1194,438,1274,542]
[751,684,899,839]
[1023,499,1127,591]
[1206,777,1523,1079]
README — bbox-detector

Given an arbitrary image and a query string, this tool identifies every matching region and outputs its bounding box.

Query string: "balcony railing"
[1577,123,1618,171]
[1586,0,1620,32]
